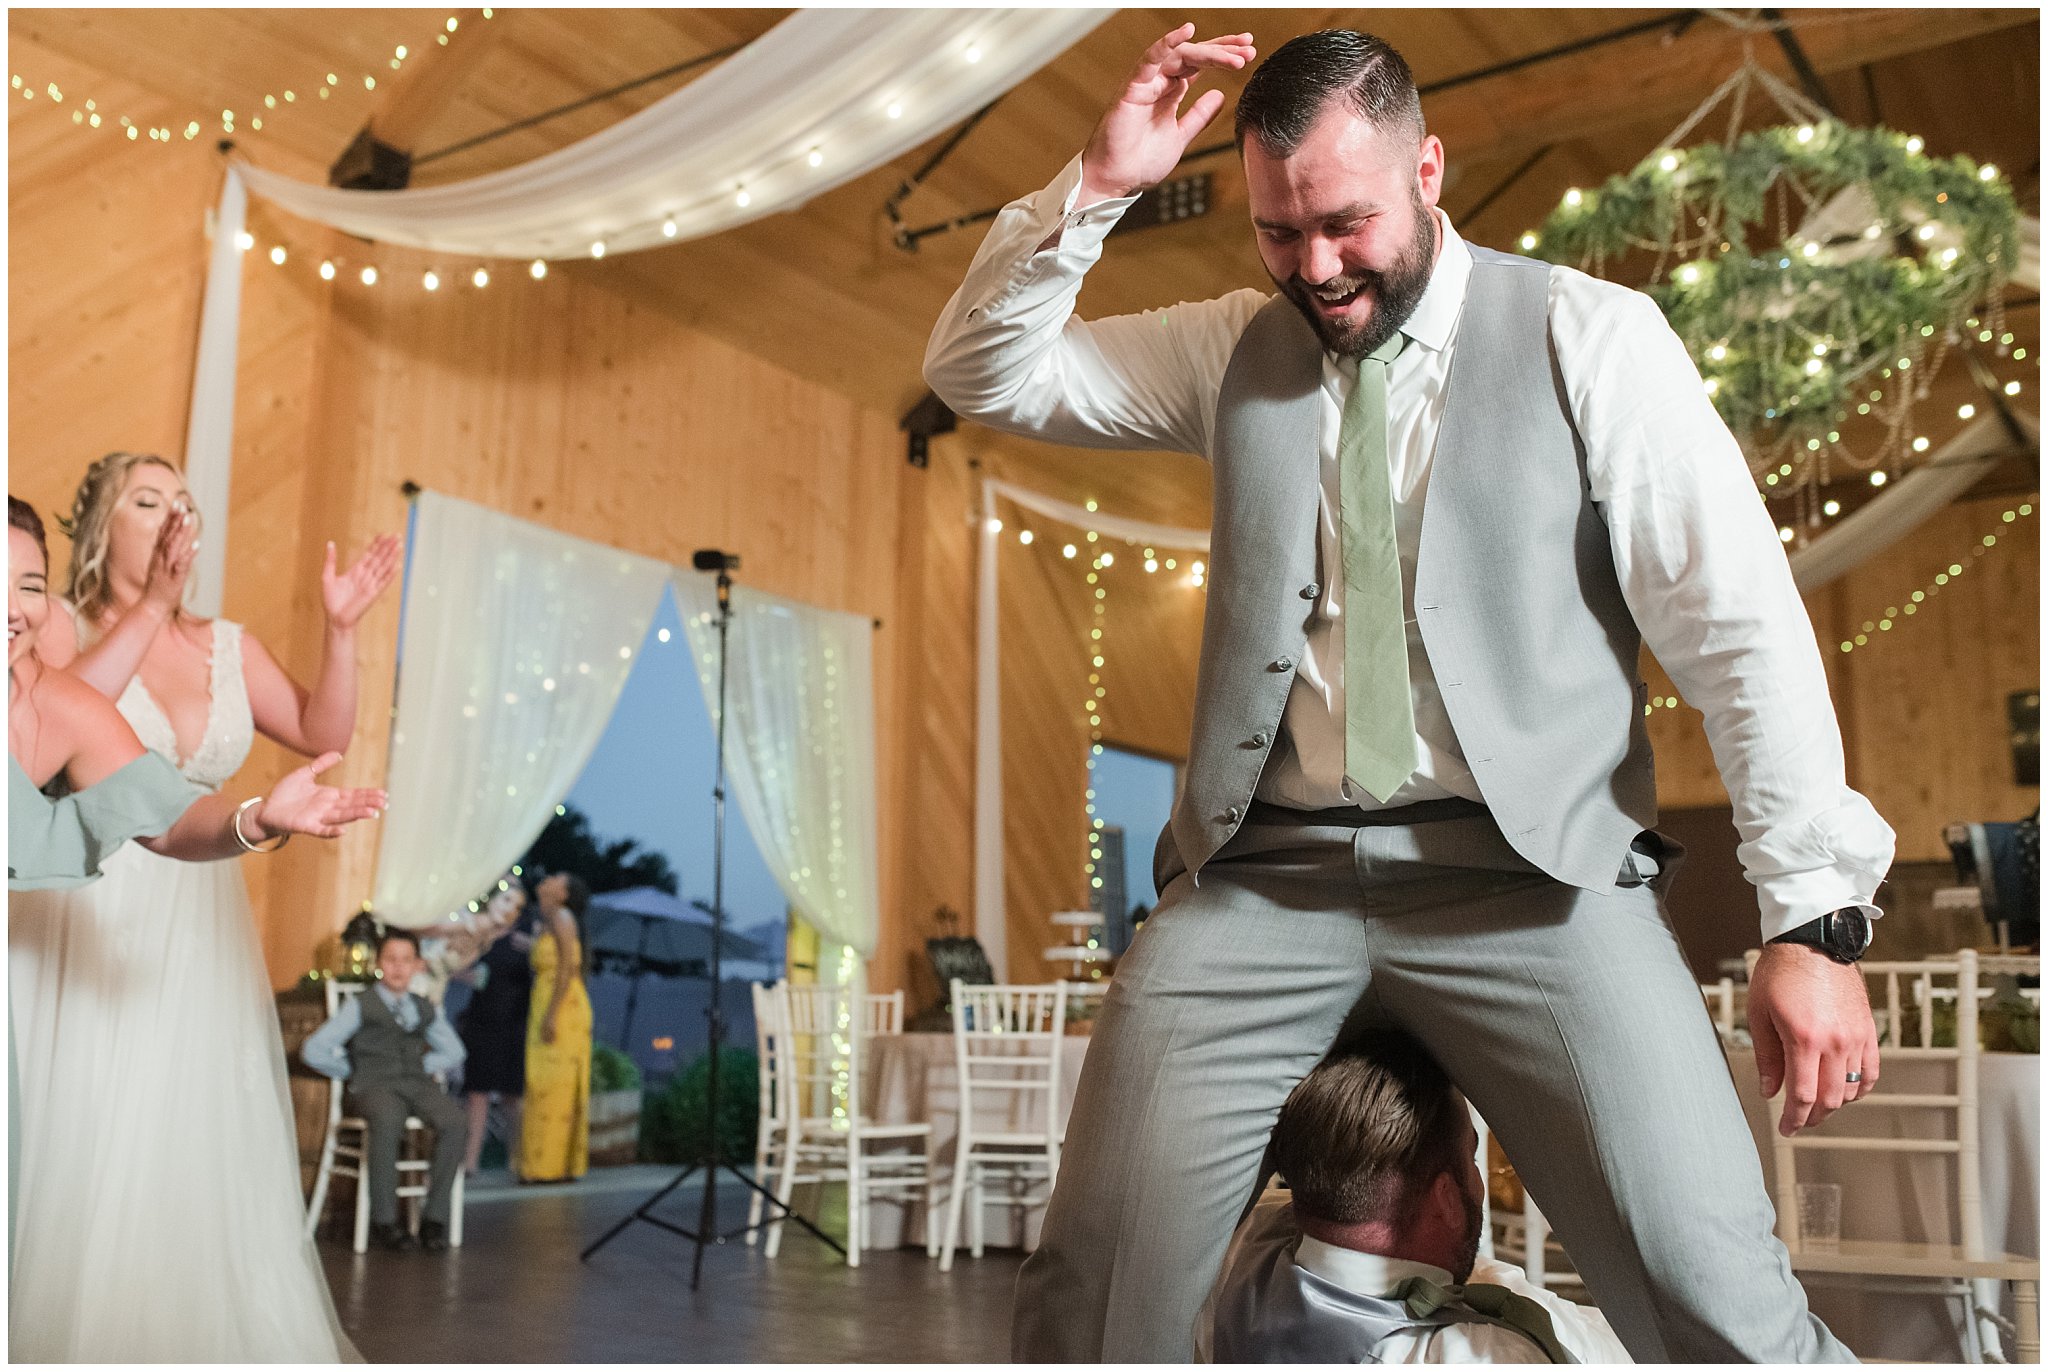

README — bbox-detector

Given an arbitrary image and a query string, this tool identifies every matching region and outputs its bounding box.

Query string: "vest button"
[1272,656,1294,672]
[1249,731,1270,748]
[1300,583,1320,599]
[1223,805,1243,825]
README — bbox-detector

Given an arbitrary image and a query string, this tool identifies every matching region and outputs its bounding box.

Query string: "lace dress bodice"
[109,620,255,793]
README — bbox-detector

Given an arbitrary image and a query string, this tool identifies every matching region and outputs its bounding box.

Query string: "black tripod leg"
[709,1162,844,1251]
[579,1162,704,1261]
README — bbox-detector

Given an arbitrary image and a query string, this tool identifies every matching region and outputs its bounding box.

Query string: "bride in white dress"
[10,453,398,1360]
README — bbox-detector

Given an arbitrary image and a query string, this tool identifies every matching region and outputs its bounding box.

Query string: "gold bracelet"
[232,796,290,854]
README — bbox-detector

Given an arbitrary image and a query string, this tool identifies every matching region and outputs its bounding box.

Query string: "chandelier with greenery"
[1518,61,2021,527]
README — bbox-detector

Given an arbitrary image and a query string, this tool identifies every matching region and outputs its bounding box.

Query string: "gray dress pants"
[350,1079,469,1226]
[1012,802,1852,1363]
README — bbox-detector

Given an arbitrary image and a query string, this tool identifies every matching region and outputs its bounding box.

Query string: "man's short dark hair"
[377,928,422,956]
[1270,1028,1467,1227]
[1234,29,1425,157]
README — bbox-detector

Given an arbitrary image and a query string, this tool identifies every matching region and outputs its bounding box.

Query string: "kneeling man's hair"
[1272,1028,1465,1227]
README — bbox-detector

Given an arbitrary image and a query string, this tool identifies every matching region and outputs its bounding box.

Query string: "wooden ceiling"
[11,7,2040,436]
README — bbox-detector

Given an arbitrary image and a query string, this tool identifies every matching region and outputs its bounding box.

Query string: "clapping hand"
[254,751,388,839]
[142,501,199,617]
[321,534,402,631]
[1078,24,1256,205]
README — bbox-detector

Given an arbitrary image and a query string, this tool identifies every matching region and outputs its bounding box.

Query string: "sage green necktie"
[1393,1274,1578,1363]
[1339,331,1416,803]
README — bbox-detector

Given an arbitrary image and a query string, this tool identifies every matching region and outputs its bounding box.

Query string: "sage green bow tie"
[1339,330,1417,803]
[1392,1273,1577,1363]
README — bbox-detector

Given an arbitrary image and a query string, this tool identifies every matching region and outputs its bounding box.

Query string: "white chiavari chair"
[937,979,1068,1272]
[764,978,933,1267]
[1753,949,2039,1362]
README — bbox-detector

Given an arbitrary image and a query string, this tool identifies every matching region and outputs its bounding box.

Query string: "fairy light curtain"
[372,491,670,927]
[673,574,882,974]
[372,493,885,964]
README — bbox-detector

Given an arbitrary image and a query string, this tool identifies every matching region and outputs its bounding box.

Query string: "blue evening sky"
[565,585,787,941]
[1091,747,1178,910]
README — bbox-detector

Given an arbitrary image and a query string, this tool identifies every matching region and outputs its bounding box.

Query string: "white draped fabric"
[179,169,246,618]
[233,9,1108,261]
[371,492,669,926]
[974,480,1210,977]
[673,576,881,963]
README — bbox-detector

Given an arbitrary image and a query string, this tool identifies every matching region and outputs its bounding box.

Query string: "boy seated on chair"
[302,929,469,1252]
[1195,1029,1632,1364]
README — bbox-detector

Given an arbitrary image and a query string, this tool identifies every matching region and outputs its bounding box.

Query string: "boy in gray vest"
[926,22,1891,1364]
[302,930,469,1252]
[1196,1030,1629,1363]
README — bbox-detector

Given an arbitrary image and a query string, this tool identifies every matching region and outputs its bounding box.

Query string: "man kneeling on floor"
[303,928,470,1252]
[1196,1029,1631,1363]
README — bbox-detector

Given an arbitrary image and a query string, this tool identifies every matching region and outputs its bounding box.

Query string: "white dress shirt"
[925,154,1895,940]
[1193,1195,1634,1364]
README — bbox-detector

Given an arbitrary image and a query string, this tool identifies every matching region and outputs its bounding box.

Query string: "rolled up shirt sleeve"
[1554,270,1895,942]
[922,152,1262,458]
[299,996,360,1081]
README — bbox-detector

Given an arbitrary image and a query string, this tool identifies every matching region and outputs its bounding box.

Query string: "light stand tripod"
[580,549,843,1285]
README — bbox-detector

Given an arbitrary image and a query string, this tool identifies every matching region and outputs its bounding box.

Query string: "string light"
[530,260,547,279]
[10,11,490,152]
[1837,505,2032,655]
[359,265,378,286]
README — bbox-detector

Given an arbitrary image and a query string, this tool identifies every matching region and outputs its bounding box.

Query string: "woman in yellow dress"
[518,872,593,1182]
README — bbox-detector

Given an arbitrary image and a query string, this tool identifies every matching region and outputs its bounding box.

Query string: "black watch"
[1768,907,1873,964]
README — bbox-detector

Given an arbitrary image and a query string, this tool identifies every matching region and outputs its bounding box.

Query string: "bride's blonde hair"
[64,451,198,626]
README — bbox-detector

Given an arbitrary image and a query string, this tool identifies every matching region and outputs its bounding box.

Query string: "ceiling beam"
[329,8,497,188]
[1423,8,2025,159]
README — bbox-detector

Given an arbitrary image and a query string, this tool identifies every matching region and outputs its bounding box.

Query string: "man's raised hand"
[1078,25,1255,206]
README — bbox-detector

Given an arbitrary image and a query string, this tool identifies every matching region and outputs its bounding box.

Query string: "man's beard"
[1275,188,1437,359]
[1448,1182,1484,1285]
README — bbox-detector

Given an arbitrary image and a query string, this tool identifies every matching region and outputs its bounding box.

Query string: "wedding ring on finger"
[1845,1070,1863,1084]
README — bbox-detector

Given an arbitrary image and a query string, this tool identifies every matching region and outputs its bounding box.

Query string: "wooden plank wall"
[1646,492,2041,858]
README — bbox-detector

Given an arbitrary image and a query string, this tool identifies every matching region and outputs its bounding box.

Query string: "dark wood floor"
[317,1169,1023,1363]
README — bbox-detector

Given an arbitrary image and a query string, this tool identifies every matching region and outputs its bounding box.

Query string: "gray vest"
[350,987,434,1089]
[1205,1201,1564,1362]
[1170,248,1656,891]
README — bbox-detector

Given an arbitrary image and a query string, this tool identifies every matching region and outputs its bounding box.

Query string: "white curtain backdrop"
[371,492,670,927]
[974,479,1210,978]
[180,169,247,618]
[233,9,1108,261]
[673,575,881,965]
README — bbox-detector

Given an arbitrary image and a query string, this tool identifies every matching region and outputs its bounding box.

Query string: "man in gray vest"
[1196,1029,1630,1363]
[302,929,469,1252]
[924,23,1893,1364]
